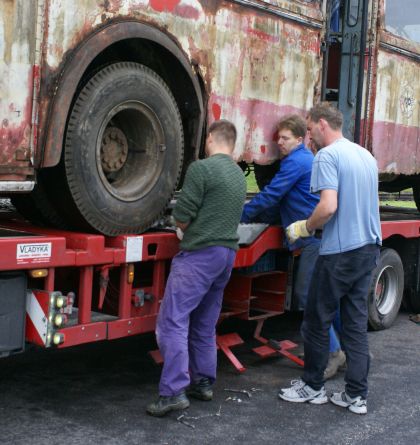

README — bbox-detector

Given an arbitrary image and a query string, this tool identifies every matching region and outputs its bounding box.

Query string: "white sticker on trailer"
[126,236,143,262]
[17,242,52,262]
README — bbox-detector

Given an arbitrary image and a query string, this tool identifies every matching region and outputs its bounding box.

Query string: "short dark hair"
[277,114,306,139]
[307,102,343,130]
[208,119,237,148]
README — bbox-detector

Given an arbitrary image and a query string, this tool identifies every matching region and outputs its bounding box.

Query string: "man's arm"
[285,189,337,244]
[173,162,204,229]
[306,189,337,232]
[241,159,302,222]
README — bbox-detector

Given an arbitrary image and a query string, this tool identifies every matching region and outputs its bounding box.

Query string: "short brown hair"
[307,102,343,130]
[277,114,306,139]
[208,119,237,148]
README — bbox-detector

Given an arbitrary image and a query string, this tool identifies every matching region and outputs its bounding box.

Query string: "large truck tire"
[48,62,184,235]
[11,171,71,229]
[368,248,404,330]
[253,161,280,190]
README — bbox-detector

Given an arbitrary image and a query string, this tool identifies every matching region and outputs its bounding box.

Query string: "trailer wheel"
[51,62,184,235]
[368,248,404,330]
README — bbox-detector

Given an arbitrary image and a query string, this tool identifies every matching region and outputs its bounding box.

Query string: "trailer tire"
[368,248,404,330]
[52,62,184,235]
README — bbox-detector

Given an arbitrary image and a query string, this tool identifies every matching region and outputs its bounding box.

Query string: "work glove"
[176,227,184,240]
[285,220,313,244]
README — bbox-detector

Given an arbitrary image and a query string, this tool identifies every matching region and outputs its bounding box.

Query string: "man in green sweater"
[147,120,247,417]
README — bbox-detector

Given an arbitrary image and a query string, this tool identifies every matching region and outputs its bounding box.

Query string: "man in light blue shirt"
[278,102,381,415]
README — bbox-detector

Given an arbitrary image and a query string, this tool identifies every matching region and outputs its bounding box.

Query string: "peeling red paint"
[372,121,419,174]
[246,28,278,44]
[150,0,181,13]
[175,4,200,20]
[209,94,304,163]
[0,68,34,177]
[212,103,221,120]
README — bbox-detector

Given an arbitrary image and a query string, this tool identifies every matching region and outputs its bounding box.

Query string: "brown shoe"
[324,350,346,380]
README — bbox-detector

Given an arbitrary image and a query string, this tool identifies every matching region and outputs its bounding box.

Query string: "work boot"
[146,391,190,417]
[187,377,213,401]
[324,350,346,380]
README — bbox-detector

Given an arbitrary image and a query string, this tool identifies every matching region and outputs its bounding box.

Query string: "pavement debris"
[223,387,262,398]
[176,405,222,429]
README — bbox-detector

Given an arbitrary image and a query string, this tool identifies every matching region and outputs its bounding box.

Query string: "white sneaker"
[278,379,328,404]
[279,379,305,393]
[330,391,367,414]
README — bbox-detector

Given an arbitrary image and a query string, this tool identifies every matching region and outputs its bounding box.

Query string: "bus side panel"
[371,49,420,175]
[0,0,37,180]
[40,0,323,167]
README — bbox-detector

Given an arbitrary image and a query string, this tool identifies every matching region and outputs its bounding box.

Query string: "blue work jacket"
[241,144,320,250]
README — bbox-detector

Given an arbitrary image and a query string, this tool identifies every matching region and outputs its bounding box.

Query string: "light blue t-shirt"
[310,138,382,255]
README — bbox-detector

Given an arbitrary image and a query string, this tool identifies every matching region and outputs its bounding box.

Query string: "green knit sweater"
[173,154,247,251]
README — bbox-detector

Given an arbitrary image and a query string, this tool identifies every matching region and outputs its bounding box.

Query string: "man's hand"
[286,220,313,244]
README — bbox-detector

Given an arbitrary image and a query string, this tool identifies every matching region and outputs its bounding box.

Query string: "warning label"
[17,242,52,264]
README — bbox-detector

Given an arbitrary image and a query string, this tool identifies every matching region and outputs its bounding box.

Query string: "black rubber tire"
[254,161,280,191]
[404,288,420,314]
[368,248,404,330]
[49,62,184,235]
[10,170,71,229]
[11,193,47,226]
[413,184,420,212]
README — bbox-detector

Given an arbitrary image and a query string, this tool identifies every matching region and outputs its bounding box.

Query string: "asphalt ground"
[1,311,419,445]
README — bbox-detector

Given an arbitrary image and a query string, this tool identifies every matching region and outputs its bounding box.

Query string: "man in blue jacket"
[241,114,343,376]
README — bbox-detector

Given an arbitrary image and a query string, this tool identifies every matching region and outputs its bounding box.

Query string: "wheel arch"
[41,20,205,171]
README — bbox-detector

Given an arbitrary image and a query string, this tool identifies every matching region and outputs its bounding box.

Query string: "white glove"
[285,220,313,244]
[176,227,184,240]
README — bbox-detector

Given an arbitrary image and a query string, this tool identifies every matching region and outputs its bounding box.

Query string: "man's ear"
[319,118,328,132]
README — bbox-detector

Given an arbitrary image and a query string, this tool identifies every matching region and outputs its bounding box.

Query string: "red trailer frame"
[1,213,419,371]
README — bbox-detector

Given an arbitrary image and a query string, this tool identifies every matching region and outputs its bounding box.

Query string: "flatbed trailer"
[1,207,420,371]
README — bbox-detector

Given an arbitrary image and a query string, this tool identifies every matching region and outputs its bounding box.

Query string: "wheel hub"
[100,127,128,173]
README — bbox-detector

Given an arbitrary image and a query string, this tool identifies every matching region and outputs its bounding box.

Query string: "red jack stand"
[216,333,245,373]
[252,319,304,367]
[148,332,246,372]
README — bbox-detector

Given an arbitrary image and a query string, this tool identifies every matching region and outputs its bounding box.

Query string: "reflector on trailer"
[28,269,48,278]
[127,263,135,284]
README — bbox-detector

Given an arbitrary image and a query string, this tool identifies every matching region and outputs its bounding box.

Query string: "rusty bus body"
[0,0,419,234]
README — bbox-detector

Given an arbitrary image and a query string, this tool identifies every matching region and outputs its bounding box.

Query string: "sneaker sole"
[330,397,367,415]
[278,393,328,404]
[348,405,367,415]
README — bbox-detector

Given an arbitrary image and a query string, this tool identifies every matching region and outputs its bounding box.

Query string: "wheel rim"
[96,101,165,202]
[374,265,398,316]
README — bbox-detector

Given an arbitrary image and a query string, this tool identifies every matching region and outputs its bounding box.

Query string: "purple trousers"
[156,246,236,396]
